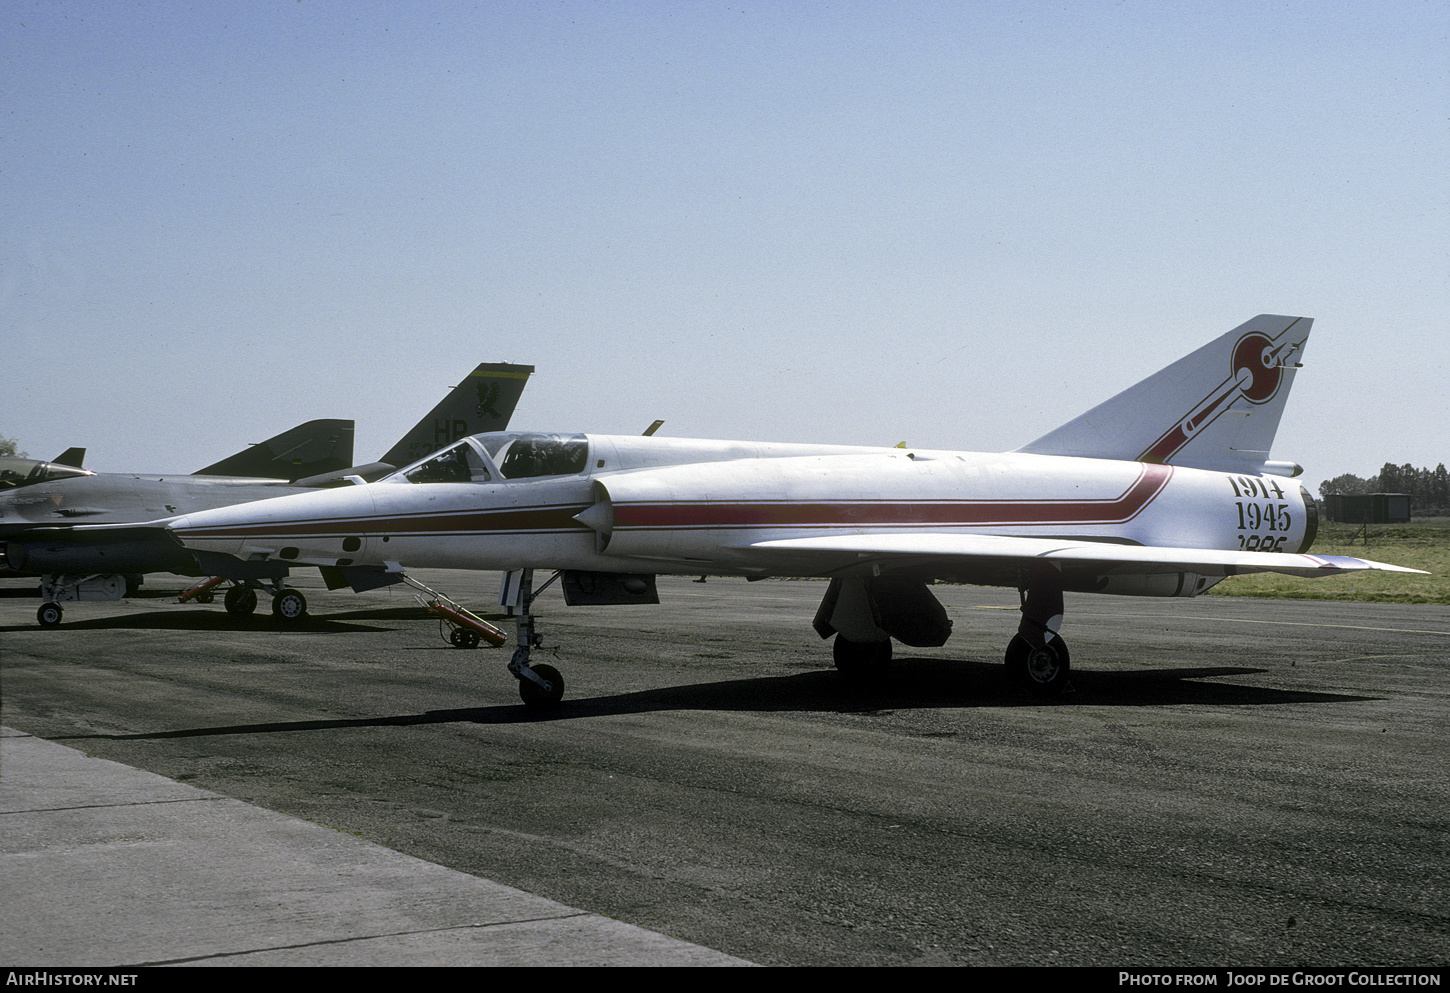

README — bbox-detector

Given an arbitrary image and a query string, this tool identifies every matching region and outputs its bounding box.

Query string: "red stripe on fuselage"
[612,463,1174,532]
[171,503,592,541]
[172,464,1175,544]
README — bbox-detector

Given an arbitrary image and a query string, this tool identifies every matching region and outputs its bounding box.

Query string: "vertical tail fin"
[193,419,355,481]
[377,362,534,469]
[1016,315,1311,473]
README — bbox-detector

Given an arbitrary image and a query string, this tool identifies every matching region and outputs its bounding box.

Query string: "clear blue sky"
[4,0,1445,490]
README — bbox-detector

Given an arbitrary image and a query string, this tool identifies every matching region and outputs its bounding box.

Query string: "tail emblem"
[475,381,502,420]
[1139,323,1307,464]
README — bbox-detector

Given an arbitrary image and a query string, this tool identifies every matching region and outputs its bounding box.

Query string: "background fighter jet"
[0,418,357,527]
[4,362,533,625]
[155,317,1422,707]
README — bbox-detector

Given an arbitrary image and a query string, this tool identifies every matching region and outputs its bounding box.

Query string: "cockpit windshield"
[389,433,590,485]
[400,441,494,484]
[0,458,95,491]
[479,433,589,479]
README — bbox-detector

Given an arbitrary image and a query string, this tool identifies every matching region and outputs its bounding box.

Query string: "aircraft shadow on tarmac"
[0,604,492,635]
[0,609,402,635]
[64,656,1379,745]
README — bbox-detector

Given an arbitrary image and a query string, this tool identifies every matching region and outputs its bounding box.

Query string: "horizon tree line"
[1319,463,1450,517]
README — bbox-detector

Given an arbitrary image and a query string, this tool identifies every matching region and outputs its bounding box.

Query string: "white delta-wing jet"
[162,316,1423,707]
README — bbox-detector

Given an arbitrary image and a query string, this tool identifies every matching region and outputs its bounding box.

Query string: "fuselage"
[0,473,310,531]
[0,471,325,576]
[166,431,1315,585]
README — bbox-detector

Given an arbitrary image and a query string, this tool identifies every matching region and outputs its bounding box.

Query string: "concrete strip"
[0,728,753,966]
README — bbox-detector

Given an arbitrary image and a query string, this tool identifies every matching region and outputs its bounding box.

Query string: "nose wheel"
[516,661,565,708]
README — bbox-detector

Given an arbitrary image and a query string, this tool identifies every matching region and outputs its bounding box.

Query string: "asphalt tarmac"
[0,727,751,966]
[2,572,1447,967]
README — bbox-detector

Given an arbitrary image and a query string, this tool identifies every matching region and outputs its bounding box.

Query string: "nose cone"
[167,485,379,565]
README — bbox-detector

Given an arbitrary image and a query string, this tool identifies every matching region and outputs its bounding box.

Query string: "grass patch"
[1207,521,1450,604]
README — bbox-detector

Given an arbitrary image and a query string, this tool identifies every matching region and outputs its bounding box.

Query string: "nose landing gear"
[402,570,563,708]
[505,568,565,708]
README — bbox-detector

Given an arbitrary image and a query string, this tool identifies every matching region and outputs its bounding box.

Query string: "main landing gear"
[215,581,308,622]
[1005,633,1071,696]
[825,563,1074,697]
[272,587,308,621]
[223,584,258,616]
[832,635,892,675]
[32,574,126,627]
[1009,561,1071,696]
[834,627,1070,695]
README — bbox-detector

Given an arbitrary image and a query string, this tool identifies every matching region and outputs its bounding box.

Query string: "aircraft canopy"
[391,433,590,485]
[0,458,95,491]
[480,432,588,479]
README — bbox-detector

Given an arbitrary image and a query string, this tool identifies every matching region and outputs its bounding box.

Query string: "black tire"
[271,589,307,621]
[832,635,892,676]
[195,591,215,604]
[36,602,63,627]
[518,663,565,708]
[1005,634,1071,696]
[224,586,258,617]
[450,627,481,649]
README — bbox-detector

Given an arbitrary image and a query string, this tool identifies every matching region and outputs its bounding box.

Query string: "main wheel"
[271,589,308,621]
[1005,634,1071,696]
[224,585,258,617]
[832,635,892,676]
[518,663,565,708]
[36,602,63,627]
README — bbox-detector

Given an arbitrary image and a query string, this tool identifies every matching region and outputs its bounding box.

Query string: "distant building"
[1324,493,1412,523]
